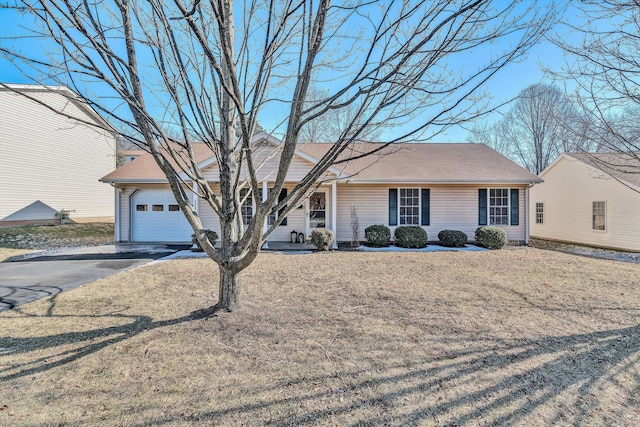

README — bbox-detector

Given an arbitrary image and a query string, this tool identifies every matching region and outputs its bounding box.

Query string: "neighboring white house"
[100,133,542,245]
[0,84,117,226]
[530,153,640,252]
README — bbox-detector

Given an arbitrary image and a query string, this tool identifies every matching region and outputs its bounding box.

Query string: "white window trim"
[488,188,510,226]
[592,201,607,232]
[535,202,544,225]
[397,187,421,226]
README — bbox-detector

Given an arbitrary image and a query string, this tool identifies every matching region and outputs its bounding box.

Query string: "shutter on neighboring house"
[510,189,519,226]
[478,189,487,225]
[421,189,430,226]
[389,189,398,226]
[278,188,287,226]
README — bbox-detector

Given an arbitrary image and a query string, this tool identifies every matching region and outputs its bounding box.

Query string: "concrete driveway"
[0,244,189,312]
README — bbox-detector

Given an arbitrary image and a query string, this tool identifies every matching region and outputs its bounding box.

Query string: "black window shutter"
[278,188,287,226]
[421,189,430,226]
[389,189,398,226]
[478,189,488,225]
[510,189,519,226]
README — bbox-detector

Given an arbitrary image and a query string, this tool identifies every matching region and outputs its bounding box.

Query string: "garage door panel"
[132,190,192,242]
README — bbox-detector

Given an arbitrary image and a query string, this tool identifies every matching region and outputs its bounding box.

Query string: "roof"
[299,142,541,183]
[101,139,541,184]
[562,152,640,190]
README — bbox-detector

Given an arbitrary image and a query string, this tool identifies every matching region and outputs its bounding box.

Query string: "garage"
[131,189,192,242]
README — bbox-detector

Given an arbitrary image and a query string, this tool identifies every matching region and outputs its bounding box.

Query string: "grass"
[0,223,114,259]
[1,249,638,426]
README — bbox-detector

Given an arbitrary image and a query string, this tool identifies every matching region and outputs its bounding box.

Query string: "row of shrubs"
[364,224,507,249]
[193,226,506,251]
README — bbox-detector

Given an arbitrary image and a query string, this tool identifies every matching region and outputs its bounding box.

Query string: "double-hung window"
[489,189,509,225]
[535,202,544,224]
[592,201,606,231]
[239,188,253,225]
[399,188,420,225]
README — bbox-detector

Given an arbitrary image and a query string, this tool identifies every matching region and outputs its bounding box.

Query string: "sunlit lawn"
[1,248,638,426]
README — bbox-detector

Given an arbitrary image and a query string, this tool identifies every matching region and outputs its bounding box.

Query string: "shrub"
[394,226,428,248]
[191,230,218,251]
[475,226,507,249]
[438,229,468,247]
[310,229,335,251]
[364,224,391,247]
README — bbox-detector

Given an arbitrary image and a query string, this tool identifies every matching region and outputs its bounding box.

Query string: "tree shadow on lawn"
[1,305,638,425]
[0,306,210,383]
[155,324,636,426]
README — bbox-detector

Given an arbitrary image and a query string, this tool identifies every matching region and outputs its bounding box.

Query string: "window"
[489,189,509,225]
[136,204,147,212]
[240,188,253,225]
[399,188,420,225]
[309,191,326,228]
[152,204,164,212]
[168,204,180,212]
[593,201,606,231]
[535,202,544,224]
[266,188,288,226]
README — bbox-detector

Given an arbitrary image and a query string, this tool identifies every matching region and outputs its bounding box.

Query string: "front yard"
[1,249,638,426]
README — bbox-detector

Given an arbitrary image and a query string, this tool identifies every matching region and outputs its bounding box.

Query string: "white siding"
[336,184,528,243]
[0,88,116,221]
[530,156,640,251]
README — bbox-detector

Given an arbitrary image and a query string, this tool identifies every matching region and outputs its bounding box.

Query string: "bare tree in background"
[469,84,591,174]
[0,0,560,313]
[548,0,640,169]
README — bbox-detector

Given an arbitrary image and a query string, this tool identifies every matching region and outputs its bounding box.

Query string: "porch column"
[191,181,199,249]
[262,181,269,249]
[525,185,530,245]
[331,181,337,249]
[114,186,121,242]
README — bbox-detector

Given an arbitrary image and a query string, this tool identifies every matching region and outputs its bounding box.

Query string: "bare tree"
[469,83,591,174]
[0,0,561,313]
[548,0,640,168]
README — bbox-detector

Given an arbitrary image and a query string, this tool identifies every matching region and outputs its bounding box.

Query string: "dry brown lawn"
[1,248,638,426]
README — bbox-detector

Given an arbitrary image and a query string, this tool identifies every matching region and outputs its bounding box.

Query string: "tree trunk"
[216,265,241,312]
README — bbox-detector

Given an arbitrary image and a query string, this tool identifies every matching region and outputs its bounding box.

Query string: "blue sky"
[0,3,576,143]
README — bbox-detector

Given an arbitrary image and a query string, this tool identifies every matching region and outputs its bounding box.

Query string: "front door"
[309,191,326,229]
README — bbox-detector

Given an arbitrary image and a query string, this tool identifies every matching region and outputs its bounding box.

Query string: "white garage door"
[131,189,192,242]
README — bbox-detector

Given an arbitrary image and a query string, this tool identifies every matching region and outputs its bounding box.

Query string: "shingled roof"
[102,141,541,184]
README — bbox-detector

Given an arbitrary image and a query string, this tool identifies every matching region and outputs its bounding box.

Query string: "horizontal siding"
[337,184,527,243]
[0,89,116,220]
[530,157,640,251]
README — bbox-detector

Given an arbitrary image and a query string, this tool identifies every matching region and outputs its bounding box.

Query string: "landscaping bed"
[1,249,638,426]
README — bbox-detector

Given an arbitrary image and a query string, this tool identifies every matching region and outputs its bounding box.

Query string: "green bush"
[474,226,507,249]
[364,224,391,247]
[438,229,468,247]
[394,226,428,248]
[310,229,335,251]
[191,230,218,250]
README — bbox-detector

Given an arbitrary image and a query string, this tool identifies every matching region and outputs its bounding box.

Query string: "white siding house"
[0,84,117,225]
[530,153,640,252]
[101,134,541,246]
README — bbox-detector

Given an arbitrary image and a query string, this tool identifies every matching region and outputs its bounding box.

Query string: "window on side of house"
[239,188,253,225]
[489,188,509,225]
[592,201,606,231]
[535,202,544,224]
[399,188,420,225]
[266,188,288,226]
